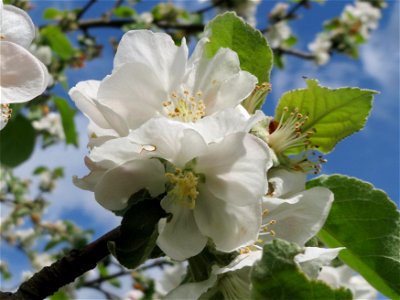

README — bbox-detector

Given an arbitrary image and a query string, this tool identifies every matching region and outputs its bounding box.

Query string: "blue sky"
[1,1,399,298]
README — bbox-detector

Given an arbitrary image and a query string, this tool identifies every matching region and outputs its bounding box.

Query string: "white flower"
[342,1,381,38]
[0,0,48,104]
[32,112,65,140]
[32,253,53,270]
[69,30,257,140]
[74,117,271,260]
[308,33,332,65]
[260,168,333,246]
[123,289,144,300]
[269,2,289,19]
[164,166,338,299]
[155,262,187,297]
[318,265,377,299]
[265,21,292,48]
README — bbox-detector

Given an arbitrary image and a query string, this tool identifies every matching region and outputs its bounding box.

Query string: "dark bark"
[2,226,120,300]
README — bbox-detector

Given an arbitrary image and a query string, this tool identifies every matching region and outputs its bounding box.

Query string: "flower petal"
[129,118,207,167]
[69,80,129,136]
[114,30,188,91]
[194,186,262,253]
[196,132,270,206]
[0,42,47,103]
[165,274,217,300]
[268,168,307,197]
[97,62,167,129]
[295,247,344,278]
[262,186,334,246]
[157,199,207,260]
[186,48,257,114]
[94,159,166,211]
[2,5,35,48]
[192,107,265,143]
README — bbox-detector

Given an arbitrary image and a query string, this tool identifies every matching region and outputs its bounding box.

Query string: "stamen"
[165,168,199,209]
[1,104,12,129]
[163,90,206,122]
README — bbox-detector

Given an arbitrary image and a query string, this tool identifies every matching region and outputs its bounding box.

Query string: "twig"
[261,0,310,33]
[76,0,97,20]
[3,226,121,300]
[276,47,315,60]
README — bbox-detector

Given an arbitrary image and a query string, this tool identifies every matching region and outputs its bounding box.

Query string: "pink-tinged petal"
[2,5,35,48]
[114,30,188,91]
[73,171,104,191]
[196,133,271,206]
[69,80,129,136]
[195,186,262,253]
[158,198,207,260]
[94,159,166,211]
[0,42,47,103]
[98,62,167,130]
[262,187,334,246]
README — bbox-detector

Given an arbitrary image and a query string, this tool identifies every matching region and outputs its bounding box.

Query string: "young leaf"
[251,239,352,299]
[0,114,36,167]
[53,97,78,146]
[204,12,273,84]
[307,175,400,299]
[40,26,75,60]
[275,79,377,153]
[108,198,166,269]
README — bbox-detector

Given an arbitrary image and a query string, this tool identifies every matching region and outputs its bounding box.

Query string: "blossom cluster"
[71,29,376,298]
[308,0,384,65]
[0,0,48,129]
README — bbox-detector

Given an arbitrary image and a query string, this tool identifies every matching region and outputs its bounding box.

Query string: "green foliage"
[53,97,78,146]
[307,175,400,299]
[113,6,137,18]
[0,114,36,167]
[108,198,166,269]
[40,26,75,60]
[275,79,377,153]
[204,12,273,84]
[43,7,63,20]
[251,239,352,300]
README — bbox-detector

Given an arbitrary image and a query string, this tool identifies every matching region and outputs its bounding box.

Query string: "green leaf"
[113,6,136,18]
[0,114,36,167]
[109,198,166,269]
[251,239,352,300]
[204,12,273,84]
[40,26,75,60]
[53,97,78,146]
[307,175,400,299]
[43,7,62,20]
[275,79,377,153]
[50,290,69,300]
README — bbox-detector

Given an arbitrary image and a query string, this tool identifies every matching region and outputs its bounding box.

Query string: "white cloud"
[361,3,399,93]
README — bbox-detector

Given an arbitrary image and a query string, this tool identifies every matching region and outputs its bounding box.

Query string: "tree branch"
[2,226,121,300]
[76,0,98,20]
[276,47,315,60]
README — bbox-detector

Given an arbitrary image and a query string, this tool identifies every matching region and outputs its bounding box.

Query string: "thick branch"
[2,226,121,300]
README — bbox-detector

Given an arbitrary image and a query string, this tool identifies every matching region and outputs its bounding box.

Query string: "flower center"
[1,104,12,129]
[165,168,199,209]
[162,90,205,122]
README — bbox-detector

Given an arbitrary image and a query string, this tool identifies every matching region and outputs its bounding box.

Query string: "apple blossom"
[0,0,49,129]
[74,118,271,260]
[318,265,378,299]
[32,112,65,140]
[69,30,257,141]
